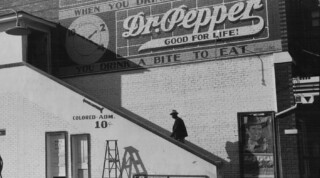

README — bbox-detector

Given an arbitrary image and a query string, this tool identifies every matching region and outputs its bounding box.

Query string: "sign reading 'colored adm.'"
[57,0,281,77]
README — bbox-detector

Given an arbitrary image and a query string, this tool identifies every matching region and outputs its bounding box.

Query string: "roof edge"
[0,10,57,28]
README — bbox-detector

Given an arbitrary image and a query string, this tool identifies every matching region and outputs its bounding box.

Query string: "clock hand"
[88,30,98,39]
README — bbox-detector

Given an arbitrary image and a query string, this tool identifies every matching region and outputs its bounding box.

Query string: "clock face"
[65,14,109,65]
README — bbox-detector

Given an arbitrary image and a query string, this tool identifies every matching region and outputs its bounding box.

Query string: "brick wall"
[0,0,290,177]
[275,62,301,177]
[278,0,288,51]
[64,54,279,177]
[0,93,20,177]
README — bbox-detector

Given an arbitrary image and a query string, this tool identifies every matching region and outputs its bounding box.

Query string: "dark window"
[311,10,320,27]
[27,29,50,72]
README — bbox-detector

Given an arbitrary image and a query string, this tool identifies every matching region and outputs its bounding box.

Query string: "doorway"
[71,134,91,178]
[46,132,68,178]
[297,103,320,178]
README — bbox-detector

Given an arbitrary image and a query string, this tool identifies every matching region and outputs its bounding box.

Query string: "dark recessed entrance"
[297,98,320,178]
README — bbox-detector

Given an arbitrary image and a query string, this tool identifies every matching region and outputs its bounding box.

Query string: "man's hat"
[170,110,179,115]
[246,115,268,127]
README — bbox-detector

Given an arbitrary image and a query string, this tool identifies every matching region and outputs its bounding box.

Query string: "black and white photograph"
[0,0,319,178]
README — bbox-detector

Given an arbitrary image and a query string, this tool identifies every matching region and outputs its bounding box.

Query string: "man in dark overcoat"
[170,110,188,143]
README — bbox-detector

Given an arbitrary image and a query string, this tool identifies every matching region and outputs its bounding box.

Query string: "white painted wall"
[63,54,279,177]
[0,66,217,178]
[0,32,23,65]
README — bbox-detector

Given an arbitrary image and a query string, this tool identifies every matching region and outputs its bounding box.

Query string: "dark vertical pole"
[275,116,283,178]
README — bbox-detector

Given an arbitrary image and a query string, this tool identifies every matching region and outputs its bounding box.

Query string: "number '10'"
[95,121,108,128]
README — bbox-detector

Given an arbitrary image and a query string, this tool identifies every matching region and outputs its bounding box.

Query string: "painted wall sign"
[238,112,277,178]
[58,40,281,76]
[56,0,281,77]
[72,114,114,128]
[59,0,173,18]
[123,1,265,51]
[72,114,114,120]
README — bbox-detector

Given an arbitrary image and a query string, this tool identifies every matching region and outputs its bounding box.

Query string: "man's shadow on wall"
[225,141,259,178]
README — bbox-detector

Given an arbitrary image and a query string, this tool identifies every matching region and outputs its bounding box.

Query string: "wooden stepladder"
[102,140,122,178]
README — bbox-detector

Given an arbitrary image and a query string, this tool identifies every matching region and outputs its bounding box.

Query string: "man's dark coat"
[171,117,188,139]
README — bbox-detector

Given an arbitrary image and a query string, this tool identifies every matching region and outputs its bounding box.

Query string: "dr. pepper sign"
[58,0,281,77]
[123,0,266,51]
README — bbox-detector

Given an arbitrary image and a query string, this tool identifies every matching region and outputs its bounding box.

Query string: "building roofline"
[0,10,57,28]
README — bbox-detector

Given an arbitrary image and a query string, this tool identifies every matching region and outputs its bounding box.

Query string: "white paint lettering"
[122,0,264,37]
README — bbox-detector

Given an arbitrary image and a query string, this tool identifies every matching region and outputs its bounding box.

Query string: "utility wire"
[302,49,320,58]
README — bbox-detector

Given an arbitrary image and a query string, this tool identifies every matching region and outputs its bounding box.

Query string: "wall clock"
[65,14,109,65]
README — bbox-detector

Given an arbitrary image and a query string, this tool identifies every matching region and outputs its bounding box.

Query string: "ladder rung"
[108,159,120,162]
[103,167,120,170]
